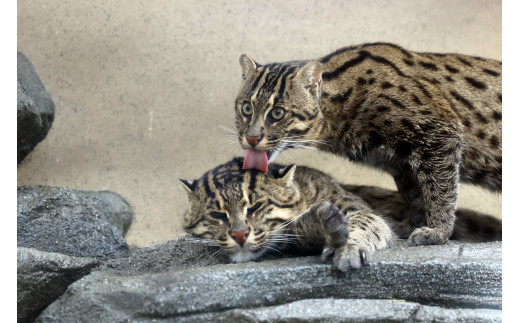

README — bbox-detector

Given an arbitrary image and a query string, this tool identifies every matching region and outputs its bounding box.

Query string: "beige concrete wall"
[17,0,502,248]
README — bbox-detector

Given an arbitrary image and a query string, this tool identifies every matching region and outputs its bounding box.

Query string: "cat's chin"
[229,247,265,263]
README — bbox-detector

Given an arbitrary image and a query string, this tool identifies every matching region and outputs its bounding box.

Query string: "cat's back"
[318,43,501,105]
[317,43,501,188]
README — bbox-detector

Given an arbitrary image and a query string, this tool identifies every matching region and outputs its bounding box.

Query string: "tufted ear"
[296,61,323,95]
[273,164,296,186]
[179,178,197,193]
[239,54,258,79]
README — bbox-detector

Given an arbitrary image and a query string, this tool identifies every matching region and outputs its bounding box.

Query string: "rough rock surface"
[17,247,98,323]
[99,236,229,275]
[36,237,501,322]
[176,298,502,323]
[17,51,55,164]
[17,185,133,258]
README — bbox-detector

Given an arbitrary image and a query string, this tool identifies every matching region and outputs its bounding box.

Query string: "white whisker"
[263,243,287,256]
[210,248,226,259]
[218,124,238,135]
[191,238,218,245]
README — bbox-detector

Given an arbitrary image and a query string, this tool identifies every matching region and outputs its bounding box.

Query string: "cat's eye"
[270,107,286,120]
[247,202,263,216]
[209,211,228,221]
[241,103,253,116]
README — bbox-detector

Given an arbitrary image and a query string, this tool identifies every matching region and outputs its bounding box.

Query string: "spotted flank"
[234,42,501,246]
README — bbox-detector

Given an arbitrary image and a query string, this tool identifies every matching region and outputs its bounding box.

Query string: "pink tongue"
[243,149,269,173]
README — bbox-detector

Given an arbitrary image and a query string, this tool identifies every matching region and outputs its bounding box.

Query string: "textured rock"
[177,298,502,323]
[17,51,55,163]
[99,236,229,276]
[36,239,501,322]
[17,186,133,258]
[17,247,98,323]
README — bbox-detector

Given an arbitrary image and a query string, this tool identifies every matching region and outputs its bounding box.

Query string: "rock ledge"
[36,238,501,322]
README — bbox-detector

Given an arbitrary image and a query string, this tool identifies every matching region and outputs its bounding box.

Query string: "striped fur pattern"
[181,158,393,271]
[180,158,501,272]
[234,43,501,246]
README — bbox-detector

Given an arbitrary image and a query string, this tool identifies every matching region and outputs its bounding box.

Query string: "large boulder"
[17,51,55,163]
[17,186,133,258]
[17,247,98,323]
[36,237,501,322]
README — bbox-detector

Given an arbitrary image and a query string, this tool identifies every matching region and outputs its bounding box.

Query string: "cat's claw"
[333,244,371,272]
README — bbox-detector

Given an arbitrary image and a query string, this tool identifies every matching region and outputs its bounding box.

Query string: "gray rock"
[99,235,229,276]
[36,239,501,322]
[98,235,298,276]
[177,298,502,323]
[17,51,55,164]
[413,303,501,323]
[17,185,133,258]
[17,247,98,323]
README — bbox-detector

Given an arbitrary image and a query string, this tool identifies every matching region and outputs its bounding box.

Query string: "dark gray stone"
[35,239,501,322]
[17,51,55,164]
[17,247,98,323]
[177,298,502,323]
[17,185,133,258]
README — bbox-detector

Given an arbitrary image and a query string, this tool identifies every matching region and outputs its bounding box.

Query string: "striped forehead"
[248,63,299,105]
[200,173,243,209]
[205,167,243,191]
[200,163,259,200]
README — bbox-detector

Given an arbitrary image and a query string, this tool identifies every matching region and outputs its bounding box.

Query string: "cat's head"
[234,55,324,164]
[180,158,300,263]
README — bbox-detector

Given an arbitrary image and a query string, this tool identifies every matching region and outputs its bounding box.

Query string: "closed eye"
[209,211,228,222]
[247,202,263,217]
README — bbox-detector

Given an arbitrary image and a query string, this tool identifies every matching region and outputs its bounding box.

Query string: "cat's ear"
[179,179,197,193]
[297,61,323,95]
[274,164,296,185]
[239,54,257,79]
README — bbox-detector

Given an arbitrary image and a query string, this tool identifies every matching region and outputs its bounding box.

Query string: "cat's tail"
[450,208,502,242]
[342,184,501,242]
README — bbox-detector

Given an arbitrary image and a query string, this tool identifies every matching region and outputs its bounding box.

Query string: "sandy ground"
[17,0,501,248]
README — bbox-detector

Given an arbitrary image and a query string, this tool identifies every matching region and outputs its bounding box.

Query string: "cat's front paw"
[317,201,349,241]
[314,201,350,263]
[332,243,371,272]
[408,227,450,246]
[316,202,350,262]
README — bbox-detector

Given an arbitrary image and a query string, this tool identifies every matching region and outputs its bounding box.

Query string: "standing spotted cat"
[180,158,501,272]
[235,43,501,246]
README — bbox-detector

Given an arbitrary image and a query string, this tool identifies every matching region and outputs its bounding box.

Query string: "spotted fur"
[181,158,501,271]
[234,43,501,246]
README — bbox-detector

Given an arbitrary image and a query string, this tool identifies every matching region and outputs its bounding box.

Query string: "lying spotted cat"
[180,158,501,271]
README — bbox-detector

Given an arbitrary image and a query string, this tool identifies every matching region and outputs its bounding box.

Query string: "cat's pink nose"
[246,135,262,147]
[230,229,250,246]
